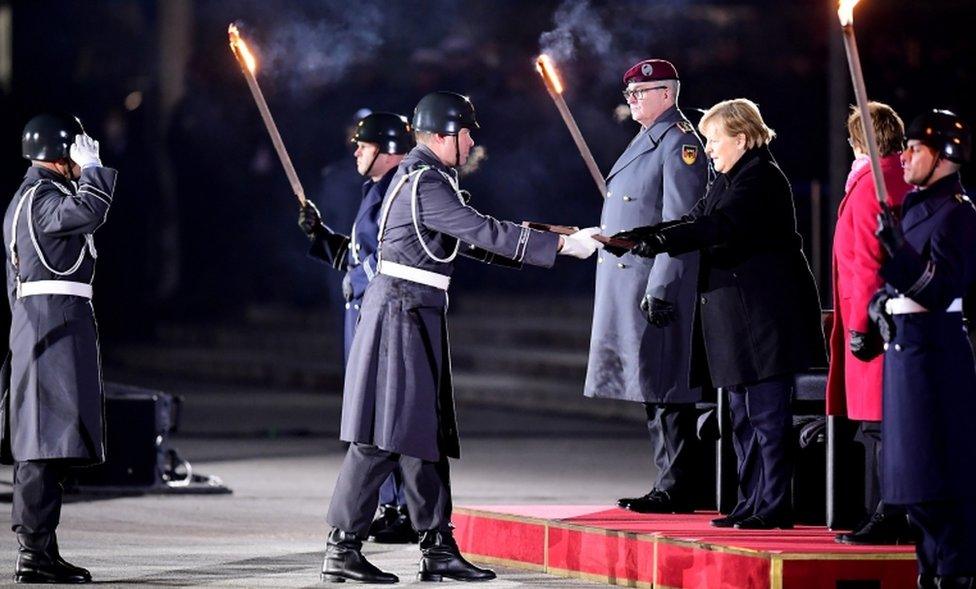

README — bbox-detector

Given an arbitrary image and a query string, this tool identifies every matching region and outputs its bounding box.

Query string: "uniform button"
[355,243,362,251]
[701,296,707,305]
[883,342,889,351]
[597,256,604,263]
[606,190,612,198]
[354,304,360,310]
[894,344,902,352]
[623,195,633,202]
[601,224,606,230]
[617,262,626,269]
[344,302,351,310]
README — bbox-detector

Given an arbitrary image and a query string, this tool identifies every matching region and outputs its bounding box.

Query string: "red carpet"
[453,505,917,588]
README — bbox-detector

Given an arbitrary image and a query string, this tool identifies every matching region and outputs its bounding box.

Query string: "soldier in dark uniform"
[870,110,976,589]
[585,59,708,515]
[1,114,117,584]
[321,91,601,583]
[297,111,418,544]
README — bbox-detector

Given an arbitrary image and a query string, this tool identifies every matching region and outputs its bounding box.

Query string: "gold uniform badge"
[682,145,698,165]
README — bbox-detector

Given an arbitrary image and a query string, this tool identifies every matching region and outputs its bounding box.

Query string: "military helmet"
[906,109,971,164]
[412,91,479,136]
[351,112,414,155]
[22,113,85,162]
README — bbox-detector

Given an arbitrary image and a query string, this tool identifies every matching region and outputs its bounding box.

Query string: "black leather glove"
[867,290,896,344]
[341,273,354,302]
[849,329,883,361]
[298,200,325,238]
[640,295,676,328]
[632,234,666,258]
[875,203,905,258]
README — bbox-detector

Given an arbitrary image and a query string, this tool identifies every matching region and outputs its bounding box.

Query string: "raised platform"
[453,506,917,589]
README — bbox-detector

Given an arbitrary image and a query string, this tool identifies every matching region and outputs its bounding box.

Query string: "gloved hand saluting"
[69,134,101,169]
[298,200,325,238]
[558,227,603,259]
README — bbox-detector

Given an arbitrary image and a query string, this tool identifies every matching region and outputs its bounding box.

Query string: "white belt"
[885,296,962,315]
[17,280,93,299]
[377,261,450,291]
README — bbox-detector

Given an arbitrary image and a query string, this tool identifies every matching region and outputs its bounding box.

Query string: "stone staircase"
[104,295,645,423]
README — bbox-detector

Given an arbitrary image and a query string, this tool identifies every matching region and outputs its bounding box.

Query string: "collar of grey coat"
[408,144,454,174]
[607,105,690,180]
[24,164,73,192]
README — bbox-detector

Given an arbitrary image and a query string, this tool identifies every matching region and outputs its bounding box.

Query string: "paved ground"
[0,383,653,587]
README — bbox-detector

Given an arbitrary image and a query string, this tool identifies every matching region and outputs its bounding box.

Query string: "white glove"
[69,134,101,169]
[557,226,603,259]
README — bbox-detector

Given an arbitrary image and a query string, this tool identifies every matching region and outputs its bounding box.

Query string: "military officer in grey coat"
[585,59,708,514]
[2,114,116,584]
[321,91,602,584]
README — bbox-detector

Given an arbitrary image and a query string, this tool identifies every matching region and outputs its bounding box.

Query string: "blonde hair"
[698,98,776,149]
[847,102,905,157]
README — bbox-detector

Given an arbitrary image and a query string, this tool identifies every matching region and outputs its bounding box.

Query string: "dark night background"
[1,0,974,350]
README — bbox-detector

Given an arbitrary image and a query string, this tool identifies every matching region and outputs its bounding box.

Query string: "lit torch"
[837,0,887,206]
[535,54,609,200]
[228,23,306,206]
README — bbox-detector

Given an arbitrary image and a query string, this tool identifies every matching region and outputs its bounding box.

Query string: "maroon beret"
[623,59,679,84]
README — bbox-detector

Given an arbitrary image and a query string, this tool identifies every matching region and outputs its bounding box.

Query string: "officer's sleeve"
[881,203,976,310]
[308,227,351,271]
[417,175,559,268]
[33,167,117,236]
[645,134,706,300]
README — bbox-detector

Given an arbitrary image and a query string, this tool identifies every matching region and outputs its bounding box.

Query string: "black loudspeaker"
[70,383,180,489]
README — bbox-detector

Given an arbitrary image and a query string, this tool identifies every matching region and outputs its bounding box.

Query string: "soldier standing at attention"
[586,59,708,514]
[870,110,976,588]
[2,114,117,584]
[320,91,602,583]
[298,111,418,544]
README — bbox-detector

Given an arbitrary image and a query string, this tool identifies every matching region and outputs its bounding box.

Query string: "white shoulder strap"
[8,179,94,280]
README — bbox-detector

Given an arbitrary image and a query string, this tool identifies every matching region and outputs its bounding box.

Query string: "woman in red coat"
[826,102,912,545]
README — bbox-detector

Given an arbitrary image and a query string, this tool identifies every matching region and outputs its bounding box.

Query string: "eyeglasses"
[622,86,668,101]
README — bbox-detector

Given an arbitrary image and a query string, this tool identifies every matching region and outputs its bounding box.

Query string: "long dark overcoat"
[877,174,976,504]
[2,165,116,465]
[584,106,707,403]
[653,146,825,389]
[340,145,559,462]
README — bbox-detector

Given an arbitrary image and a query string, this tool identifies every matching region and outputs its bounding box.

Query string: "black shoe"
[917,574,937,589]
[733,514,794,530]
[321,528,399,584]
[370,505,418,544]
[418,530,495,582]
[710,514,746,528]
[835,512,915,545]
[14,533,91,584]
[619,489,693,514]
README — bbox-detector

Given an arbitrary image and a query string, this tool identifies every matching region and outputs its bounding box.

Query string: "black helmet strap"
[919,149,942,188]
[364,148,379,178]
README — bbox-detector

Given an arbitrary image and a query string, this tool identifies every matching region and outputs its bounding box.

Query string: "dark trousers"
[856,420,906,519]
[643,403,697,496]
[11,461,68,535]
[908,499,976,577]
[726,374,794,519]
[378,470,407,506]
[327,443,451,539]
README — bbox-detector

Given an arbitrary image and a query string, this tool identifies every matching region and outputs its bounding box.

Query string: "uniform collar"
[408,144,452,174]
[645,105,683,144]
[363,165,398,196]
[904,172,965,212]
[24,164,73,189]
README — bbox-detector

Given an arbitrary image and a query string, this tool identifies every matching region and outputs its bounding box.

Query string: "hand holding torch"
[228,23,306,206]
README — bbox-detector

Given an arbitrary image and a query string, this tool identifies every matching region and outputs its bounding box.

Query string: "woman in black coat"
[612,99,825,530]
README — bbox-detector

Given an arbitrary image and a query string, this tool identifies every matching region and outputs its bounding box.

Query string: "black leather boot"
[15,533,91,584]
[370,505,418,544]
[321,528,398,584]
[835,512,915,545]
[418,530,495,582]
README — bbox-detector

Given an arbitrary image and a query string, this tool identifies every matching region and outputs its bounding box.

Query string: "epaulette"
[676,120,694,134]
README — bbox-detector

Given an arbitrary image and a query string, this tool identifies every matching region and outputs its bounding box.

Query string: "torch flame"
[838,0,862,26]
[228,23,257,74]
[535,54,564,95]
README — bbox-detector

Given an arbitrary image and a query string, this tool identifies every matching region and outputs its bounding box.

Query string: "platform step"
[452,506,917,589]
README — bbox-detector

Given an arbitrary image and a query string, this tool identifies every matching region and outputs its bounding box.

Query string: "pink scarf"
[845,155,871,193]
